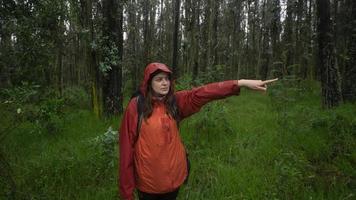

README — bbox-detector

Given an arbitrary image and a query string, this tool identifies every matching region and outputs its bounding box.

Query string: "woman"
[119,62,277,200]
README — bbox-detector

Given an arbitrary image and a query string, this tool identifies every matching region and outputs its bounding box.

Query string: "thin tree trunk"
[128,0,139,90]
[260,0,269,80]
[172,0,181,79]
[212,0,219,66]
[192,0,200,82]
[143,0,151,65]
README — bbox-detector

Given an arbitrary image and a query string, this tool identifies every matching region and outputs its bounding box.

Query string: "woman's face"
[151,72,170,97]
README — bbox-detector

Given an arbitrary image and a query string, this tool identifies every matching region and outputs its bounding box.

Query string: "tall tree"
[282,0,295,76]
[127,0,140,90]
[187,0,201,81]
[245,0,260,78]
[211,0,220,66]
[342,0,356,102]
[172,0,181,79]
[228,0,243,79]
[102,0,123,115]
[316,0,342,108]
[0,0,15,87]
[269,0,282,78]
[143,0,151,65]
[259,0,270,80]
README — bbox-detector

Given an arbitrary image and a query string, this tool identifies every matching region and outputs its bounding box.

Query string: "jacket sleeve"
[119,99,137,200]
[175,80,240,119]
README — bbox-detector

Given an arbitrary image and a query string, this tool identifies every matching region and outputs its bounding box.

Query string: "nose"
[162,78,168,85]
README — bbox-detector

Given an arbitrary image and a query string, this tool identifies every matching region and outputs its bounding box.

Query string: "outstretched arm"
[175,78,278,120]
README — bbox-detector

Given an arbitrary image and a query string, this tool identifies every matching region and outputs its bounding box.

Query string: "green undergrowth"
[178,79,355,199]
[0,108,120,199]
[1,80,355,199]
[0,85,120,199]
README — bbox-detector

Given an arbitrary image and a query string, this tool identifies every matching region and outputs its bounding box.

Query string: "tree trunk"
[143,0,151,65]
[316,0,342,108]
[192,0,201,82]
[230,0,243,80]
[102,0,123,115]
[128,0,139,90]
[90,0,102,118]
[212,0,219,66]
[0,14,13,87]
[260,0,269,80]
[270,0,282,79]
[172,0,181,79]
[342,0,356,102]
[283,0,294,76]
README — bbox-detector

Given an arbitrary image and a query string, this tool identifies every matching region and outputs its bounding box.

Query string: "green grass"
[1,109,120,199]
[179,91,283,199]
[1,82,355,199]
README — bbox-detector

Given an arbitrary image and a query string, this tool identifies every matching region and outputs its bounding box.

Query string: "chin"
[160,91,169,96]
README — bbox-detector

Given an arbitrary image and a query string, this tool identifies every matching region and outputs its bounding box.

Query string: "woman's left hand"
[238,78,278,92]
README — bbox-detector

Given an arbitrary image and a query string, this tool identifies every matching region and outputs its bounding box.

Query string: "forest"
[0,0,355,199]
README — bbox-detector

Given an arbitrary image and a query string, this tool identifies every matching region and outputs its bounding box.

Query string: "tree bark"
[283,0,294,76]
[316,0,342,108]
[342,0,356,102]
[143,0,151,65]
[172,0,181,79]
[260,0,269,80]
[270,0,282,79]
[192,0,201,82]
[128,0,139,90]
[102,0,123,115]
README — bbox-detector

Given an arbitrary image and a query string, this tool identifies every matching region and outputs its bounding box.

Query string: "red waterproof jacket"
[119,63,240,200]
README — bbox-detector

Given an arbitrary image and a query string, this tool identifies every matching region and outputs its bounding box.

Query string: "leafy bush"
[0,82,40,104]
[62,86,90,109]
[175,73,193,91]
[0,84,67,135]
[34,98,65,134]
[88,127,118,177]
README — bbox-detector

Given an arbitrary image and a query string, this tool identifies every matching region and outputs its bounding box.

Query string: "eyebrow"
[154,75,169,79]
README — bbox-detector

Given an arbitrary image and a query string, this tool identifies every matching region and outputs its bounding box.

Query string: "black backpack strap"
[135,94,145,143]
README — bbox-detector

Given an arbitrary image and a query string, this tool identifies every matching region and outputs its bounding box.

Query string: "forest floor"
[1,80,355,199]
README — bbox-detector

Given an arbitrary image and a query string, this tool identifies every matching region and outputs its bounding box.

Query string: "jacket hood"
[140,62,173,96]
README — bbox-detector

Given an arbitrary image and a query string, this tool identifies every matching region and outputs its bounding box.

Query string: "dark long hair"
[142,71,179,121]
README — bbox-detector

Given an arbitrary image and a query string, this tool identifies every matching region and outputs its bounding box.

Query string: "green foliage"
[175,73,193,91]
[269,78,356,199]
[1,110,118,199]
[0,82,40,104]
[37,98,65,134]
[89,126,118,174]
[187,101,234,149]
[62,86,90,109]
[179,92,282,199]
[99,39,121,76]
[196,64,227,85]
[1,84,93,136]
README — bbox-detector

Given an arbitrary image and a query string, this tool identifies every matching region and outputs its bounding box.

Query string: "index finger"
[262,78,278,84]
